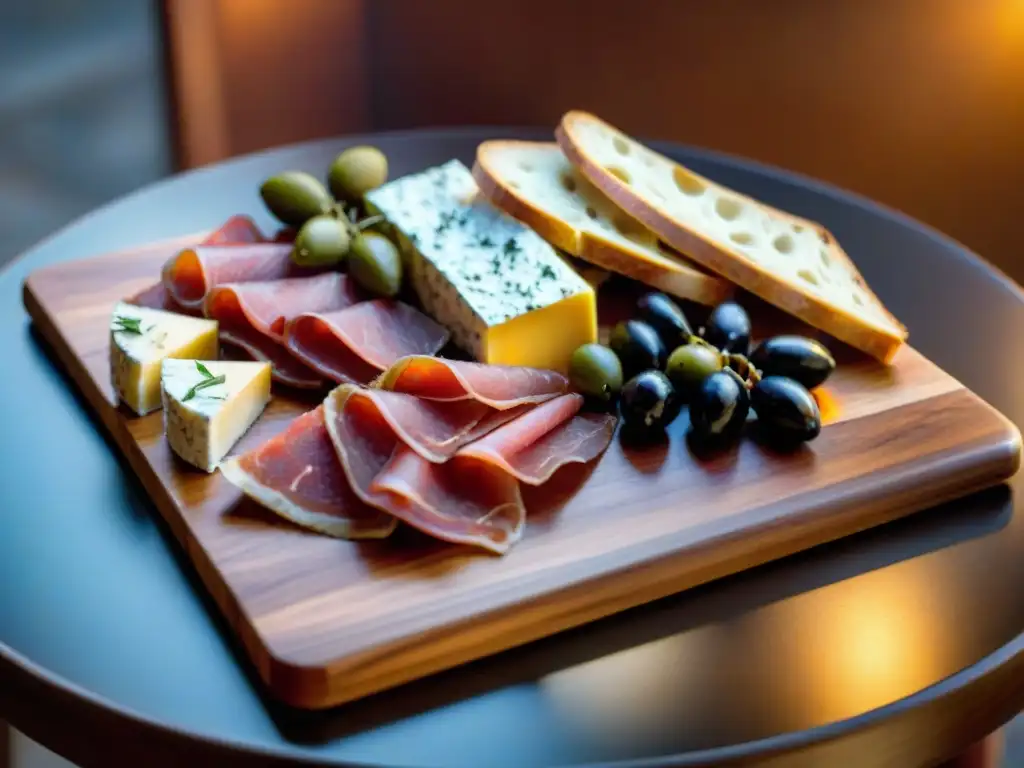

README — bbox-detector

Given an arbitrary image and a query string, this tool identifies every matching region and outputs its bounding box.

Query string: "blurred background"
[2,0,1023,285]
[3,0,1024,285]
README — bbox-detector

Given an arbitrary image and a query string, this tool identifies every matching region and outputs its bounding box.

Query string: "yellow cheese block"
[161,359,272,472]
[109,301,219,416]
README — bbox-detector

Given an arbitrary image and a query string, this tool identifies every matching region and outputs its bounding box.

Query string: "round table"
[1,128,1022,768]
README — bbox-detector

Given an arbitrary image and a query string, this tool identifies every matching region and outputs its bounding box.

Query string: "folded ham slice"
[334,387,532,463]
[127,215,267,313]
[375,356,569,409]
[456,395,617,485]
[162,242,311,311]
[205,273,360,389]
[220,405,397,539]
[285,300,450,385]
[325,385,525,554]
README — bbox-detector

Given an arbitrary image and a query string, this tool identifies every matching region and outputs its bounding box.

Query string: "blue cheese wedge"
[161,359,272,472]
[365,159,597,373]
[109,301,219,416]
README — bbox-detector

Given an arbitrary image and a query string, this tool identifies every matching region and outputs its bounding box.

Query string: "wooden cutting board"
[22,234,1021,710]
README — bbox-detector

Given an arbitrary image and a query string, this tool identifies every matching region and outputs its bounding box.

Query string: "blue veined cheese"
[109,301,219,415]
[365,159,597,373]
[161,359,271,472]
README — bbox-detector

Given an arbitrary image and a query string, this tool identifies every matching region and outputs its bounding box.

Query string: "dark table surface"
[1,128,1023,768]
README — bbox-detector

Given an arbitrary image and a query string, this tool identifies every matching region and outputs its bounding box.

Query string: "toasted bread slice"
[472,140,732,307]
[555,110,908,363]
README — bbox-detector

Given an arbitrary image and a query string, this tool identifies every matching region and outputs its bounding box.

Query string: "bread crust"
[555,111,908,363]
[472,140,733,307]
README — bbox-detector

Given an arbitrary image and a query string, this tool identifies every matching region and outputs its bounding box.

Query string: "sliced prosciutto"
[375,356,569,409]
[205,273,359,389]
[325,385,525,554]
[219,405,396,539]
[285,300,450,385]
[333,387,532,463]
[457,395,617,485]
[219,335,325,390]
[162,242,312,311]
[126,215,266,313]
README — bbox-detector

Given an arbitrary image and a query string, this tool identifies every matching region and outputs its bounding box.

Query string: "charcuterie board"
[22,231,1021,710]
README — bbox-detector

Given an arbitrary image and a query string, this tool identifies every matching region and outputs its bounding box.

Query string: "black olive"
[702,301,751,355]
[751,376,821,444]
[748,335,835,390]
[636,292,694,349]
[619,370,680,432]
[689,368,750,442]
[609,320,668,380]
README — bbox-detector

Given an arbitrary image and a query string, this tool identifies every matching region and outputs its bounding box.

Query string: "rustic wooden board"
[22,235,1022,710]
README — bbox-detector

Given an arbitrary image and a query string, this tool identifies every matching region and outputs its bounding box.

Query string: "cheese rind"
[365,160,597,373]
[109,301,219,415]
[161,359,272,472]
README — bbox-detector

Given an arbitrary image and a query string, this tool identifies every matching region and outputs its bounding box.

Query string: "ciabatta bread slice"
[555,110,908,363]
[472,140,732,307]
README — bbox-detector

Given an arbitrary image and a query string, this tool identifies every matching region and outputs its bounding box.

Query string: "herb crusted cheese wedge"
[109,301,219,416]
[161,359,271,472]
[365,160,597,373]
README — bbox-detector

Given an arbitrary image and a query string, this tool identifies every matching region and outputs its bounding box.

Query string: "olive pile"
[568,292,836,448]
[258,146,403,298]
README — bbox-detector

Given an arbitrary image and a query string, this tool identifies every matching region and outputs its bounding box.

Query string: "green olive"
[665,341,722,399]
[328,146,389,202]
[348,232,402,297]
[259,171,334,228]
[291,215,351,267]
[569,343,623,403]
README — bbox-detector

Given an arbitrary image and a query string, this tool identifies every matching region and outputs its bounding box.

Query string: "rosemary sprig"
[112,315,150,335]
[182,361,226,401]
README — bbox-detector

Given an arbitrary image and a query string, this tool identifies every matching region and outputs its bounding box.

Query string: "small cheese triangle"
[161,358,272,472]
[110,301,219,415]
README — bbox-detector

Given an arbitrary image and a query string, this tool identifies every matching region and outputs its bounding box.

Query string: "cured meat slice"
[285,300,450,385]
[339,387,531,463]
[202,214,267,246]
[124,281,195,314]
[325,385,525,554]
[205,273,359,389]
[162,242,311,311]
[371,449,525,554]
[219,405,397,539]
[457,396,617,485]
[220,335,324,390]
[125,215,266,313]
[205,273,360,343]
[375,356,569,409]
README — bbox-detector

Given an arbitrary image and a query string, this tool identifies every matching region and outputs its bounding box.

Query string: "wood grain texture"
[21,237,1022,710]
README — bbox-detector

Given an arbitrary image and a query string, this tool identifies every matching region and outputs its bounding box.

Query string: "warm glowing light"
[813,386,841,425]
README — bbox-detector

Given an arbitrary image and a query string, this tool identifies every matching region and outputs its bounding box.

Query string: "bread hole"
[715,196,744,221]
[817,265,832,283]
[560,173,577,193]
[729,231,756,247]
[585,206,598,219]
[518,161,533,172]
[673,167,707,197]
[819,247,832,268]
[606,165,632,185]
[797,268,819,286]
[792,224,806,234]
[612,136,631,155]
[613,217,641,238]
[852,292,864,306]
[772,234,796,254]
